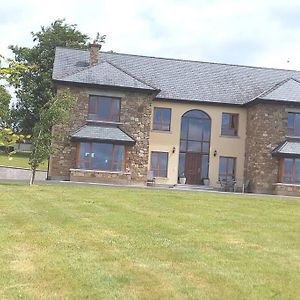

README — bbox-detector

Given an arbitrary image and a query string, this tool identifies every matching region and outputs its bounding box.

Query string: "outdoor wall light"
[213,150,217,157]
[172,146,176,153]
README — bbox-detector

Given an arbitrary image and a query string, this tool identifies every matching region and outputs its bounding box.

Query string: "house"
[49,43,300,196]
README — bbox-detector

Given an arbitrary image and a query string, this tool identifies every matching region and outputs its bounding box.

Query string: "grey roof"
[272,140,300,157]
[60,60,155,91]
[258,78,300,102]
[53,47,300,105]
[71,125,135,144]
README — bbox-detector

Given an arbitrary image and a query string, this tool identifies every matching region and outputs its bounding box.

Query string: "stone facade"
[49,84,154,183]
[273,183,300,196]
[244,101,300,194]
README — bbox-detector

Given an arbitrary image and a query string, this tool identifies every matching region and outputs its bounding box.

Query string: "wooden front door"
[185,153,201,185]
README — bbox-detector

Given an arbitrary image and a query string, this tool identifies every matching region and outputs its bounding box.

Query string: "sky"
[1,0,300,70]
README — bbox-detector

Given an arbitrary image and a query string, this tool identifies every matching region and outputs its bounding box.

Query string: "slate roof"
[53,47,300,105]
[257,78,300,103]
[71,125,135,145]
[272,140,300,157]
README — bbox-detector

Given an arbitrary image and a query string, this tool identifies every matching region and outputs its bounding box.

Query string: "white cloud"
[1,0,300,70]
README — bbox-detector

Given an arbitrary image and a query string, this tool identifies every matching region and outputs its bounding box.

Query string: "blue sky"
[1,0,300,70]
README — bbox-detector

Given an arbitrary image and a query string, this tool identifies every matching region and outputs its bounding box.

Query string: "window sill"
[70,168,130,175]
[86,119,122,126]
[219,135,240,139]
[273,182,300,187]
[151,129,172,134]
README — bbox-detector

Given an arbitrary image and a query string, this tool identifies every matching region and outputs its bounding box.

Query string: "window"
[153,107,171,131]
[221,113,239,136]
[77,142,126,171]
[219,156,236,181]
[279,158,300,183]
[88,95,121,122]
[287,112,300,136]
[151,152,168,177]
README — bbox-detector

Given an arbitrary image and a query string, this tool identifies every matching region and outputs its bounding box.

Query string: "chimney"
[89,43,101,66]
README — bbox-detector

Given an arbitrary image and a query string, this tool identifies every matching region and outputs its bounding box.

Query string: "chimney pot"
[89,43,101,66]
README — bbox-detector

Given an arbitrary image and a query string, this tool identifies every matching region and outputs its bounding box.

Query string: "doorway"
[178,110,211,185]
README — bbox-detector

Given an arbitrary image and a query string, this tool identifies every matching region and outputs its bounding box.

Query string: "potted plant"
[203,178,210,186]
[179,173,186,184]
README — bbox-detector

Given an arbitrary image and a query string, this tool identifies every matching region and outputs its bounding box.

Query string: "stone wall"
[49,84,154,183]
[273,183,300,196]
[70,169,131,184]
[244,101,300,194]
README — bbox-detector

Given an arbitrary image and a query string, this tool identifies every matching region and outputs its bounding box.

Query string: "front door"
[185,153,201,184]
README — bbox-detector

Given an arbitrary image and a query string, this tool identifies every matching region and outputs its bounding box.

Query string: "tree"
[9,19,89,133]
[0,55,29,155]
[0,86,11,125]
[29,89,75,185]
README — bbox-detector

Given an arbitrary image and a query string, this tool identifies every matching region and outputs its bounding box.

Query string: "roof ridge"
[55,46,300,73]
[105,60,158,90]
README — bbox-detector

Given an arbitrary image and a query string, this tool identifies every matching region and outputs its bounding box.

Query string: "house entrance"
[178,110,211,185]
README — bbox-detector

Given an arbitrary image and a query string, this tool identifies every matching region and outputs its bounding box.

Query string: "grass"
[0,184,299,299]
[0,151,48,171]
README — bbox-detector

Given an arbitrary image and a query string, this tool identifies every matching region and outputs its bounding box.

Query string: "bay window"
[77,142,126,171]
[279,158,300,183]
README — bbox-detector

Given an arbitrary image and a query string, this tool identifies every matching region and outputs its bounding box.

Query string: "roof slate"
[258,78,300,102]
[272,140,300,156]
[71,125,135,144]
[53,47,300,105]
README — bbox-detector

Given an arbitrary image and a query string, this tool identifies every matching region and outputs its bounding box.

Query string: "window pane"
[151,152,158,171]
[162,109,171,130]
[89,96,97,114]
[228,158,235,177]
[112,99,120,122]
[184,110,209,119]
[202,142,209,153]
[219,157,226,177]
[80,143,90,160]
[98,97,111,121]
[284,158,293,176]
[180,140,187,152]
[181,118,188,139]
[187,141,202,152]
[112,145,125,171]
[201,155,209,179]
[202,120,211,141]
[178,153,185,177]
[295,159,300,182]
[92,143,113,170]
[188,118,203,141]
[295,114,300,136]
[159,153,168,177]
[288,113,294,129]
[153,108,161,130]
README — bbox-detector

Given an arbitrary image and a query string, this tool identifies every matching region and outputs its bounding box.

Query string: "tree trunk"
[29,167,36,185]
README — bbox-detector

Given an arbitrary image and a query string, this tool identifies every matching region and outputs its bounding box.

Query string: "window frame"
[287,112,300,137]
[88,95,121,122]
[279,157,300,183]
[219,156,236,180]
[76,142,127,171]
[221,113,239,136]
[152,107,172,131]
[150,151,168,178]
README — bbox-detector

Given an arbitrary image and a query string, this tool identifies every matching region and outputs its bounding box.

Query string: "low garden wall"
[0,165,47,181]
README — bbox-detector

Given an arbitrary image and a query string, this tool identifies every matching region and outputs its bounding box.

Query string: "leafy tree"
[29,89,75,185]
[9,19,89,133]
[0,86,11,125]
[0,55,29,156]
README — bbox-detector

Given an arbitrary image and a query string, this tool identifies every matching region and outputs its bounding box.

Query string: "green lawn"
[0,184,299,299]
[0,151,48,171]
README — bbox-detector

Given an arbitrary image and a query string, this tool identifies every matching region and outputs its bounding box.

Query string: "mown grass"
[0,151,48,171]
[0,184,299,299]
